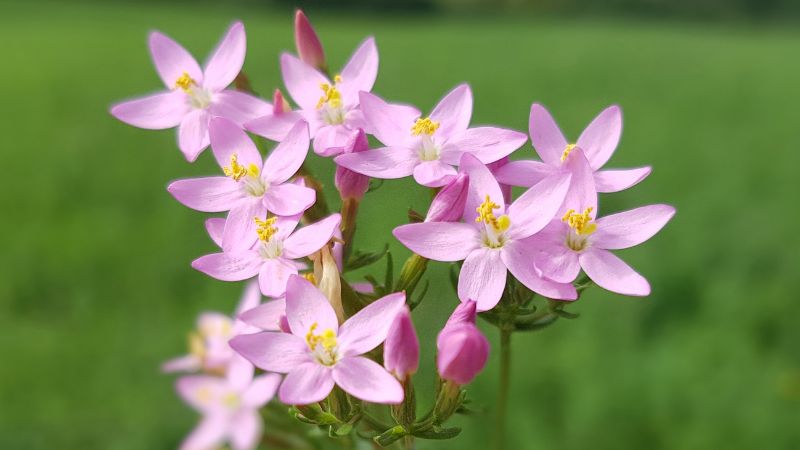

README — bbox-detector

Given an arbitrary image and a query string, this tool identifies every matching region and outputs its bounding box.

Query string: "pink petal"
[211,90,272,126]
[176,376,226,413]
[429,84,472,141]
[167,177,243,212]
[148,31,203,89]
[263,183,316,217]
[242,373,282,408]
[458,248,507,311]
[579,248,650,296]
[383,305,419,380]
[359,91,420,147]
[529,103,567,166]
[332,356,403,404]
[334,146,418,179]
[436,323,489,385]
[178,109,211,162]
[246,111,305,142]
[283,214,341,259]
[592,204,676,250]
[337,292,406,356]
[205,218,225,247]
[506,172,571,239]
[263,121,309,184]
[533,241,580,284]
[226,354,255,391]
[494,160,557,188]
[502,240,577,300]
[441,127,527,166]
[285,275,339,336]
[229,331,310,373]
[229,410,262,450]
[179,415,227,450]
[425,172,469,222]
[392,222,480,262]
[560,147,597,216]
[446,300,477,326]
[203,22,246,91]
[110,91,188,129]
[412,160,457,187]
[280,53,329,111]
[460,153,506,223]
[239,298,286,331]
[161,355,201,373]
[235,280,263,316]
[191,251,262,282]
[258,258,299,298]
[222,199,266,252]
[209,117,262,172]
[279,362,335,405]
[339,37,379,106]
[313,124,358,157]
[594,167,652,193]
[576,105,622,170]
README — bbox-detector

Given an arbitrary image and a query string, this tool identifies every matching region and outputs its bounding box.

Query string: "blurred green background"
[2,0,799,449]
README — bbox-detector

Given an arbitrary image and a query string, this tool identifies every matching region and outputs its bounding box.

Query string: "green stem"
[494,328,512,450]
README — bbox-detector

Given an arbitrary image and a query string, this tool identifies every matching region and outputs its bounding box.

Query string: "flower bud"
[294,9,326,71]
[436,322,489,385]
[384,306,419,381]
[425,172,469,222]
[272,88,291,114]
[446,300,477,327]
[311,244,344,323]
[335,129,371,201]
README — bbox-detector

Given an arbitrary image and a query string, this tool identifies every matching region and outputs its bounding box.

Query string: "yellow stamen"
[316,82,342,109]
[254,216,278,242]
[175,71,197,92]
[302,272,317,285]
[188,332,205,360]
[411,117,440,136]
[305,323,338,351]
[223,154,259,181]
[222,392,240,409]
[475,195,511,232]
[562,207,597,236]
[334,74,343,84]
[560,143,577,162]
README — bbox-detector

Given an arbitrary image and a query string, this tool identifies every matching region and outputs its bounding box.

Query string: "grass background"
[1,1,799,449]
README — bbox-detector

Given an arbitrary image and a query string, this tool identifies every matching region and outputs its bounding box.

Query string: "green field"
[1,1,799,449]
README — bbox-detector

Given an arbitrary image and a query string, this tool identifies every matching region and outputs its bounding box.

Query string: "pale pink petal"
[226,354,255,391]
[529,103,567,166]
[205,218,225,247]
[412,160,457,187]
[283,214,341,259]
[334,146,418,179]
[263,121,309,184]
[313,124,358,157]
[148,31,203,88]
[279,362,335,405]
[209,117,263,171]
[576,105,622,170]
[458,248,507,311]
[560,147,597,215]
[429,84,472,141]
[178,109,211,162]
[246,111,305,142]
[494,160,557,188]
[179,415,227,450]
[262,184,315,217]
[235,280,263,316]
[211,90,272,126]
[285,275,339,336]
[507,172,571,239]
[161,355,201,373]
[441,127,527,166]
[222,199,266,252]
[337,292,406,356]
[229,331,310,373]
[359,91,420,147]
[533,241,580,284]
[339,37,379,106]
[460,153,506,223]
[110,91,188,129]
[281,53,329,110]
[593,167,652,193]
[191,251,262,282]
[332,356,403,404]
[176,376,226,413]
[502,241,577,300]
[242,373,282,408]
[239,298,286,331]
[592,204,676,250]
[167,177,243,212]
[258,258,299,298]
[229,411,262,450]
[579,248,650,296]
[392,222,480,262]
[351,282,374,294]
[203,22,246,91]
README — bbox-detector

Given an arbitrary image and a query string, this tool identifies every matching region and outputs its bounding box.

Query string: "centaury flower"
[111,22,271,161]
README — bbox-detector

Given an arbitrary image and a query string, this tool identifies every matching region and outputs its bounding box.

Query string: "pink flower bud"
[272,88,291,114]
[425,173,469,222]
[294,9,326,71]
[384,305,419,381]
[335,129,371,200]
[436,322,489,385]
[278,315,291,334]
[446,300,477,327]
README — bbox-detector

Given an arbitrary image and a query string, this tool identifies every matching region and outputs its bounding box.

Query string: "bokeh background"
[2,0,799,448]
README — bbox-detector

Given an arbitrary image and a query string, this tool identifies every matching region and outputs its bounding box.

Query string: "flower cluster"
[112,10,674,450]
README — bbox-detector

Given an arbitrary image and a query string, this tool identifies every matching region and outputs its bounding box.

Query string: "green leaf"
[345,245,388,272]
[414,426,462,440]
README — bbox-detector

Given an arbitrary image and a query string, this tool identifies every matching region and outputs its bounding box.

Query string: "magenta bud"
[294,10,326,71]
[446,300,477,327]
[335,129,371,200]
[272,88,291,114]
[278,315,291,334]
[384,305,420,381]
[425,173,469,222]
[436,322,489,385]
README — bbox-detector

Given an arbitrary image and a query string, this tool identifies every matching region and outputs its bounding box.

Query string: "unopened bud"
[384,306,420,381]
[272,88,291,114]
[425,173,469,222]
[436,322,489,385]
[294,9,326,71]
[335,129,371,201]
[311,244,344,323]
[446,300,477,326]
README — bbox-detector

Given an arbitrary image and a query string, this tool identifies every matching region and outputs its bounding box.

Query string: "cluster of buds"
[111,9,674,450]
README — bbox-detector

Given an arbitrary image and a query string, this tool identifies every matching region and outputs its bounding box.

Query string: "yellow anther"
[305,323,338,351]
[254,216,278,242]
[476,195,511,232]
[175,71,197,92]
[316,83,342,109]
[411,117,440,136]
[562,207,597,236]
[334,74,343,84]
[302,272,317,285]
[188,331,205,359]
[223,154,258,181]
[560,143,577,162]
[222,392,240,409]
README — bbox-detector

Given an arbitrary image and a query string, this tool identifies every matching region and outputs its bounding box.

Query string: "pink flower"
[192,213,341,298]
[111,22,271,162]
[168,118,315,252]
[246,37,378,156]
[384,305,419,381]
[176,367,281,450]
[532,201,675,296]
[436,311,489,385]
[294,10,326,71]
[393,154,576,311]
[496,104,651,193]
[425,172,469,222]
[230,276,406,405]
[334,129,371,200]
[334,84,528,188]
